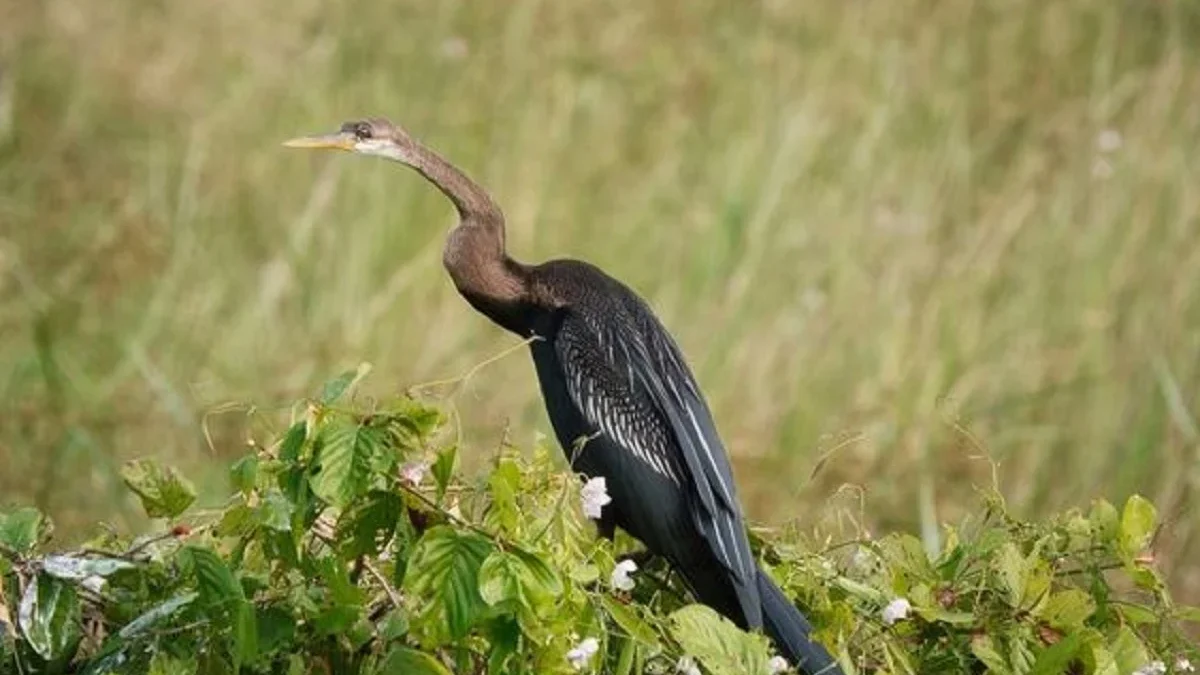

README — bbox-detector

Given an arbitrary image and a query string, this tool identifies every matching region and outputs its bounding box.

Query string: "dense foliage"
[1,371,1197,674]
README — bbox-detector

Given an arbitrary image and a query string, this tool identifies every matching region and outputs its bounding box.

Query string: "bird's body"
[284,119,843,674]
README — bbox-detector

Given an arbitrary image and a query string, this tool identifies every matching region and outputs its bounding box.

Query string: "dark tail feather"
[757,569,844,675]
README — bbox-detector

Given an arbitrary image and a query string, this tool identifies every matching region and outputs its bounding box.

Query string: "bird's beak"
[281,132,356,151]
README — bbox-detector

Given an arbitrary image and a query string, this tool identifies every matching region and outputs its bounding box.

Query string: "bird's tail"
[757,568,844,675]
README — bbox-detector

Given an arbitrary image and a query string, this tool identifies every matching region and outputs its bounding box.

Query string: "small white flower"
[1133,660,1166,675]
[580,477,612,520]
[881,597,912,626]
[676,656,701,675]
[1176,657,1194,673]
[767,655,790,673]
[610,559,638,592]
[398,460,428,486]
[1097,129,1123,153]
[566,636,600,670]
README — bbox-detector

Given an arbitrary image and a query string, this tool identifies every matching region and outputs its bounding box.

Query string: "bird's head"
[283,117,416,162]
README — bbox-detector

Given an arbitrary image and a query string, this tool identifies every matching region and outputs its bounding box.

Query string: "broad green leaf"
[996,542,1027,608]
[277,422,307,462]
[374,646,452,675]
[121,459,197,519]
[1116,603,1158,625]
[602,596,660,648]
[337,491,401,559]
[880,533,934,581]
[216,504,258,538]
[1118,494,1156,558]
[970,636,1011,675]
[39,555,134,581]
[510,547,562,600]
[486,459,521,532]
[318,363,371,404]
[17,573,81,661]
[402,526,494,644]
[387,400,445,448]
[1109,625,1149,675]
[379,610,410,642]
[230,455,259,495]
[1089,499,1119,544]
[1038,589,1095,629]
[478,551,524,608]
[118,593,199,638]
[311,418,390,508]
[485,616,521,673]
[259,488,295,532]
[0,508,44,554]
[181,546,257,665]
[668,604,770,675]
[432,444,457,502]
[478,547,562,619]
[1030,633,1083,675]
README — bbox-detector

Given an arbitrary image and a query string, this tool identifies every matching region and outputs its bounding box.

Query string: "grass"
[2,0,1199,603]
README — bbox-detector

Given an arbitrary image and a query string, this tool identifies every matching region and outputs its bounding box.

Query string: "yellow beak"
[281,132,356,151]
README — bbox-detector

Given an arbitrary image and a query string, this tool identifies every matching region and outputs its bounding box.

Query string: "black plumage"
[283,118,844,674]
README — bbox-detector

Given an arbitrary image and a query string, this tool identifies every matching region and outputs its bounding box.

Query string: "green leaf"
[486,459,521,532]
[39,555,134,581]
[1030,633,1084,675]
[1110,625,1149,675]
[118,593,199,639]
[17,573,82,661]
[1038,589,1095,630]
[881,533,934,581]
[1118,494,1156,558]
[478,551,524,608]
[337,491,401,559]
[278,422,307,462]
[970,635,1011,675]
[510,547,562,600]
[374,646,452,675]
[1115,603,1158,625]
[230,455,259,495]
[253,605,295,653]
[319,363,371,404]
[379,610,410,642]
[402,526,494,644]
[1089,499,1119,544]
[259,488,295,532]
[311,417,390,508]
[181,546,257,665]
[121,459,197,519]
[1175,605,1200,623]
[668,604,770,675]
[0,508,45,555]
[602,596,660,648]
[996,542,1027,608]
[432,444,457,502]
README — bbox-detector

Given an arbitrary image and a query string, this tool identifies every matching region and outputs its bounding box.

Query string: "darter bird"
[284,118,843,674]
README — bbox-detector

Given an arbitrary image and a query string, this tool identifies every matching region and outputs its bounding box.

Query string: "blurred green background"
[2,0,1198,601]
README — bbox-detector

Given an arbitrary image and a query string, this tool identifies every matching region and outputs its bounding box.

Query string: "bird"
[284,118,844,674]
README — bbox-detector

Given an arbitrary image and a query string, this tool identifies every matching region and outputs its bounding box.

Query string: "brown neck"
[399,138,527,306]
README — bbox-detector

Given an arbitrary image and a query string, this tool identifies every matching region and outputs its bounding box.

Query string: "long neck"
[396,138,530,313]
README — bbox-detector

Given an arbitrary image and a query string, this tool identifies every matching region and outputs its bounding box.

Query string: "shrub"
[1,371,1196,674]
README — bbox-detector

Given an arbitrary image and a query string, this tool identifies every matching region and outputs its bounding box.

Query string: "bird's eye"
[353,123,372,140]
